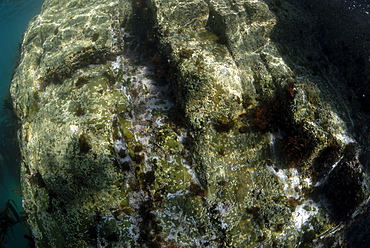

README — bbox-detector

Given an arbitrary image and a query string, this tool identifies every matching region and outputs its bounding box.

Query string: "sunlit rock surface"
[10,0,370,247]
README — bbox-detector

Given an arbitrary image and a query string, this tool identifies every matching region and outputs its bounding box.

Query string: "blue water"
[0,0,44,246]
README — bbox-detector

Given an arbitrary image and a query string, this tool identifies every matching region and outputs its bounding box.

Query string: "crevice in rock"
[205,4,228,47]
[100,1,204,246]
[40,46,120,89]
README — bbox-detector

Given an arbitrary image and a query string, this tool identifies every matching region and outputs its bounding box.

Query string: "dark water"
[0,0,44,246]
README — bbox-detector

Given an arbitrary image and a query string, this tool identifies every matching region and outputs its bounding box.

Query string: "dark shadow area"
[317,143,366,222]
[266,0,370,134]
[0,0,45,246]
[0,94,33,247]
[263,0,370,244]
[248,80,318,169]
[345,202,370,248]
[0,95,21,188]
[300,0,370,114]
[0,199,33,248]
[32,130,116,246]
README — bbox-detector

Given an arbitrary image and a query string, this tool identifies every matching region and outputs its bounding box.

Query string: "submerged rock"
[10,0,370,247]
[321,145,367,222]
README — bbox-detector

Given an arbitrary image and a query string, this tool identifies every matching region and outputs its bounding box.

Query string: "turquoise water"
[0,0,44,246]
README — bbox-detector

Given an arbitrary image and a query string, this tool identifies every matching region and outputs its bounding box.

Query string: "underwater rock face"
[10,0,370,247]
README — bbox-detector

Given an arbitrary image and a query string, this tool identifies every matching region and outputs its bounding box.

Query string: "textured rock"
[10,0,370,247]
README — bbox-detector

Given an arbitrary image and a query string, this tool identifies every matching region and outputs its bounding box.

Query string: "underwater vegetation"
[251,80,316,168]
[8,0,370,246]
[0,200,32,248]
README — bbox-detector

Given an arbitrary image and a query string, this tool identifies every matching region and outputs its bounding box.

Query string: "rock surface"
[10,0,370,247]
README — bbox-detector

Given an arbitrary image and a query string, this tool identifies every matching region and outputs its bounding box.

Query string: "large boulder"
[10,0,370,247]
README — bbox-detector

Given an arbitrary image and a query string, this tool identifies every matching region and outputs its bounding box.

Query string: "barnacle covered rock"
[10,0,370,247]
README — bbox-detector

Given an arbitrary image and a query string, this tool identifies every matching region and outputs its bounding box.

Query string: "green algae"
[10,0,370,247]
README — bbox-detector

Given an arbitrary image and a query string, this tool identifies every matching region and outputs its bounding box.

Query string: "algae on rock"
[10,0,370,247]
